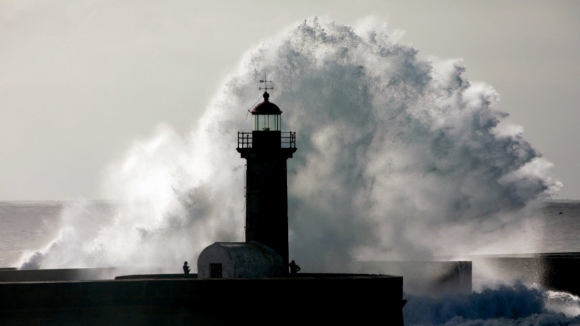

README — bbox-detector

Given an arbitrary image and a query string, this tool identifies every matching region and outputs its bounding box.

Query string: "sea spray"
[545,290,580,318]
[20,16,560,275]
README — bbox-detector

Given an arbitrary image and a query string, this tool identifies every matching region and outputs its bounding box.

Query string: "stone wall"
[0,268,117,283]
[356,261,472,297]
[472,253,580,295]
[0,273,405,326]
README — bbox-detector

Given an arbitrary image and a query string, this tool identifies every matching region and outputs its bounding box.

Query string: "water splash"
[19,16,560,273]
[545,290,580,318]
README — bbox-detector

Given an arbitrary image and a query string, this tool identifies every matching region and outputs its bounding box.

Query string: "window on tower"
[253,114,281,131]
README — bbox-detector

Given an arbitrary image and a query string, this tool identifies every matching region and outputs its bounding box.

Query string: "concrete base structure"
[116,274,196,280]
[0,273,405,325]
[0,268,117,283]
[356,261,472,297]
[471,252,580,296]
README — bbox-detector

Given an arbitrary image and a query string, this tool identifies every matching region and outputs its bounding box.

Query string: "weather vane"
[259,74,274,92]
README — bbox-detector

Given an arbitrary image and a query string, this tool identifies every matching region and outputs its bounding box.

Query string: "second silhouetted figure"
[289,260,301,274]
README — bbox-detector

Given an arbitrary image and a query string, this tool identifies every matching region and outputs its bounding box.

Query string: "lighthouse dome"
[251,92,282,115]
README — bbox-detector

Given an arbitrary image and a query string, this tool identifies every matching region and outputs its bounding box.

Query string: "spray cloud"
[19,16,560,273]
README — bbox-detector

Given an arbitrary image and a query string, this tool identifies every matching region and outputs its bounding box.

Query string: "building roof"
[251,92,282,115]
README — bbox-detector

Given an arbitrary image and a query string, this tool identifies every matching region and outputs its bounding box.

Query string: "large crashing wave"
[20,16,559,273]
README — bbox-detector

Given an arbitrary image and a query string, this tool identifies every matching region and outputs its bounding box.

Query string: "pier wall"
[356,261,472,297]
[0,268,117,283]
[472,253,580,295]
[0,274,405,325]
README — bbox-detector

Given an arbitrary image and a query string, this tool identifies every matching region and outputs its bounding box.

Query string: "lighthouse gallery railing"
[237,132,296,149]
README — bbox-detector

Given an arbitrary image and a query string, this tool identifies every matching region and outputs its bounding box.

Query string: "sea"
[0,201,116,268]
[1,200,579,269]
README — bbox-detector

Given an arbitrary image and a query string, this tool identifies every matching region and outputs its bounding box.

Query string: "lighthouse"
[237,86,297,268]
[197,79,296,278]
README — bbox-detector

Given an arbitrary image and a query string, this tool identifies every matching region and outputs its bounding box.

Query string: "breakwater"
[0,273,405,325]
[472,252,580,295]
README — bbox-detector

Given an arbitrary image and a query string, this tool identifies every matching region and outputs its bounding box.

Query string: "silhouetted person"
[289,260,301,274]
[183,261,190,275]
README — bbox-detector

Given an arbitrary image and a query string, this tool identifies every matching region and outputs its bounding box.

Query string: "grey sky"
[0,0,578,201]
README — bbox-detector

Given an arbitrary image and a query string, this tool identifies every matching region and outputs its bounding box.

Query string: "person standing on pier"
[289,260,301,274]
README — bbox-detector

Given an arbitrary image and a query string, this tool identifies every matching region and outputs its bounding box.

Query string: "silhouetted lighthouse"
[237,81,296,269]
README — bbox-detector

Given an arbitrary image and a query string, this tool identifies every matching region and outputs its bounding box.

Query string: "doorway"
[210,263,222,278]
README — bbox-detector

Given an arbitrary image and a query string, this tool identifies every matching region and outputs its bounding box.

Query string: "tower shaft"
[238,131,296,269]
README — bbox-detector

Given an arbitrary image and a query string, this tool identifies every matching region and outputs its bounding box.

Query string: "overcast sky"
[0,0,578,201]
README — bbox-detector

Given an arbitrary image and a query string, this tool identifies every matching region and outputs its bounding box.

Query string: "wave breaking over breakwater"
[20,16,559,276]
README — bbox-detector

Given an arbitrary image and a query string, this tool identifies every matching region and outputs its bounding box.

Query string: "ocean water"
[1,200,579,268]
[0,201,115,268]
[537,200,580,254]
[0,202,62,267]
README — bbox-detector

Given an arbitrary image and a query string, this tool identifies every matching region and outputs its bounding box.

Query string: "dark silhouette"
[183,261,190,275]
[559,212,563,215]
[289,260,301,274]
[237,89,297,269]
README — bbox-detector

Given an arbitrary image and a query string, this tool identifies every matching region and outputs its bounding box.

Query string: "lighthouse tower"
[197,79,296,279]
[237,84,297,269]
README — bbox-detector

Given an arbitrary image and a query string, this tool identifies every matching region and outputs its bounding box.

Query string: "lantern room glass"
[253,114,281,131]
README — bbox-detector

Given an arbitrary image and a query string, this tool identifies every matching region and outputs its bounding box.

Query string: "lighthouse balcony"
[237,131,296,159]
[237,131,296,149]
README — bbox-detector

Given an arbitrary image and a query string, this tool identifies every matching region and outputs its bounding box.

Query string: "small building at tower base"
[198,242,284,279]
